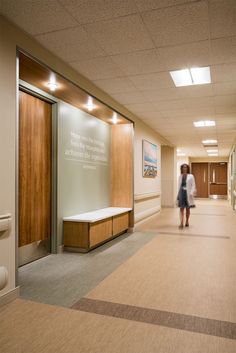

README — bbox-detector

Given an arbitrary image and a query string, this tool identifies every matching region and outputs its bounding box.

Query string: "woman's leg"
[179,208,184,227]
[186,208,190,226]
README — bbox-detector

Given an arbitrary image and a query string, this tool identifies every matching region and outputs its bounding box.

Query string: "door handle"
[203,170,206,183]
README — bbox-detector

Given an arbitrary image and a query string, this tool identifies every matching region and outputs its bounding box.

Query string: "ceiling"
[1,0,236,157]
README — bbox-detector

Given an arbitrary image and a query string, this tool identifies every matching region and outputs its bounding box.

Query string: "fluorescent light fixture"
[170,69,192,87]
[170,67,211,87]
[190,67,211,85]
[112,112,118,124]
[177,149,181,152]
[47,82,58,91]
[86,97,94,112]
[194,120,215,127]
[177,153,186,156]
[202,139,217,144]
[208,153,218,156]
[206,149,218,153]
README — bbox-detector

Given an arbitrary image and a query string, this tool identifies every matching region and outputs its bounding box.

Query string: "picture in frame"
[143,140,157,178]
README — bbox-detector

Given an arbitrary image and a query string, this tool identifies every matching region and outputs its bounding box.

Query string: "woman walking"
[177,164,196,228]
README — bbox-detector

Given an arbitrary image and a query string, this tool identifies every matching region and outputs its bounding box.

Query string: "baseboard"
[134,208,161,228]
[134,206,161,224]
[0,286,20,308]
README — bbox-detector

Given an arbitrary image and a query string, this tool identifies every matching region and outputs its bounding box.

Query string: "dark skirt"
[178,188,189,208]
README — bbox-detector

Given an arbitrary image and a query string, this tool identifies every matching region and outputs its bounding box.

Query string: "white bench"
[63,207,132,252]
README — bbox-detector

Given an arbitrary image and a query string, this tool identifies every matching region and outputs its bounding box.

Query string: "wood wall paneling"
[111,124,133,209]
[19,52,130,125]
[19,91,52,247]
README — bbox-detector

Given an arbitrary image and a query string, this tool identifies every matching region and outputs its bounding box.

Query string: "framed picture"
[143,140,157,178]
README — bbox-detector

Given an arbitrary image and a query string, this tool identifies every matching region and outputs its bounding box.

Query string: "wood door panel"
[191,163,208,198]
[209,163,227,195]
[19,91,52,247]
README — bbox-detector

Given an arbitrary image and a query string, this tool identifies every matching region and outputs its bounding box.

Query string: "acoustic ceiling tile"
[84,14,154,55]
[36,26,105,62]
[93,77,137,94]
[124,102,158,113]
[70,56,125,80]
[212,82,236,96]
[59,0,138,24]
[157,40,211,71]
[134,0,195,12]
[211,37,236,65]
[209,0,236,39]
[110,91,148,105]
[141,1,209,47]
[129,72,174,91]
[0,0,77,35]
[110,49,165,75]
[211,63,236,83]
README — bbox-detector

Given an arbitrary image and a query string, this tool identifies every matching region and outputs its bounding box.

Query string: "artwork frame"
[142,140,157,178]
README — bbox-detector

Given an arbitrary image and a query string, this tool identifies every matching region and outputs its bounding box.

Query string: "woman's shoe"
[185,223,189,227]
[179,223,184,229]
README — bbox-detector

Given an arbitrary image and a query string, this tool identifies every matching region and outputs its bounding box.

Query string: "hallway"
[1,200,235,352]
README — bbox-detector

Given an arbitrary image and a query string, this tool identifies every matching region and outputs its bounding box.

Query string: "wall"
[0,17,16,296]
[58,101,111,246]
[161,146,177,207]
[134,119,162,223]
[0,15,167,298]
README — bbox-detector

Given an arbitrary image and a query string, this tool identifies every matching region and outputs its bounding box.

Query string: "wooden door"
[19,91,52,247]
[209,162,227,196]
[191,163,208,198]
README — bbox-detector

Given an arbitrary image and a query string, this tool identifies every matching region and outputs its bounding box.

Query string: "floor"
[1,199,236,352]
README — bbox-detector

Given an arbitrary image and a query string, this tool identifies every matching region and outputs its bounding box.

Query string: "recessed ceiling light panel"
[208,153,218,156]
[194,120,215,127]
[202,139,217,144]
[190,67,211,85]
[170,67,211,87]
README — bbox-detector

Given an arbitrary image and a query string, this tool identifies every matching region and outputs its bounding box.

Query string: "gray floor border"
[73,298,236,340]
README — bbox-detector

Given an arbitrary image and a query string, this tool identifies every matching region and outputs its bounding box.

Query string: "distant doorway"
[18,90,52,266]
[191,162,227,199]
[191,163,208,198]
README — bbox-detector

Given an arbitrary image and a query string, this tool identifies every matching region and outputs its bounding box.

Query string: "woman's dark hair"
[180,163,190,174]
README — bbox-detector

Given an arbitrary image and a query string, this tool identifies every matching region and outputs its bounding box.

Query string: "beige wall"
[161,146,177,207]
[0,17,16,296]
[134,119,162,223]
[0,15,167,297]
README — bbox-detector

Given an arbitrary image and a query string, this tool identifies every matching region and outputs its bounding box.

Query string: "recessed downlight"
[86,97,94,112]
[112,112,118,124]
[47,82,58,91]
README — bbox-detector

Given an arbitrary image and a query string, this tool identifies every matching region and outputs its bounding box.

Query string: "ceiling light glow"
[206,149,218,153]
[177,153,186,156]
[170,67,211,87]
[112,112,118,124]
[194,120,215,127]
[202,139,217,144]
[190,67,211,85]
[86,97,94,112]
[47,82,58,91]
[208,153,218,156]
